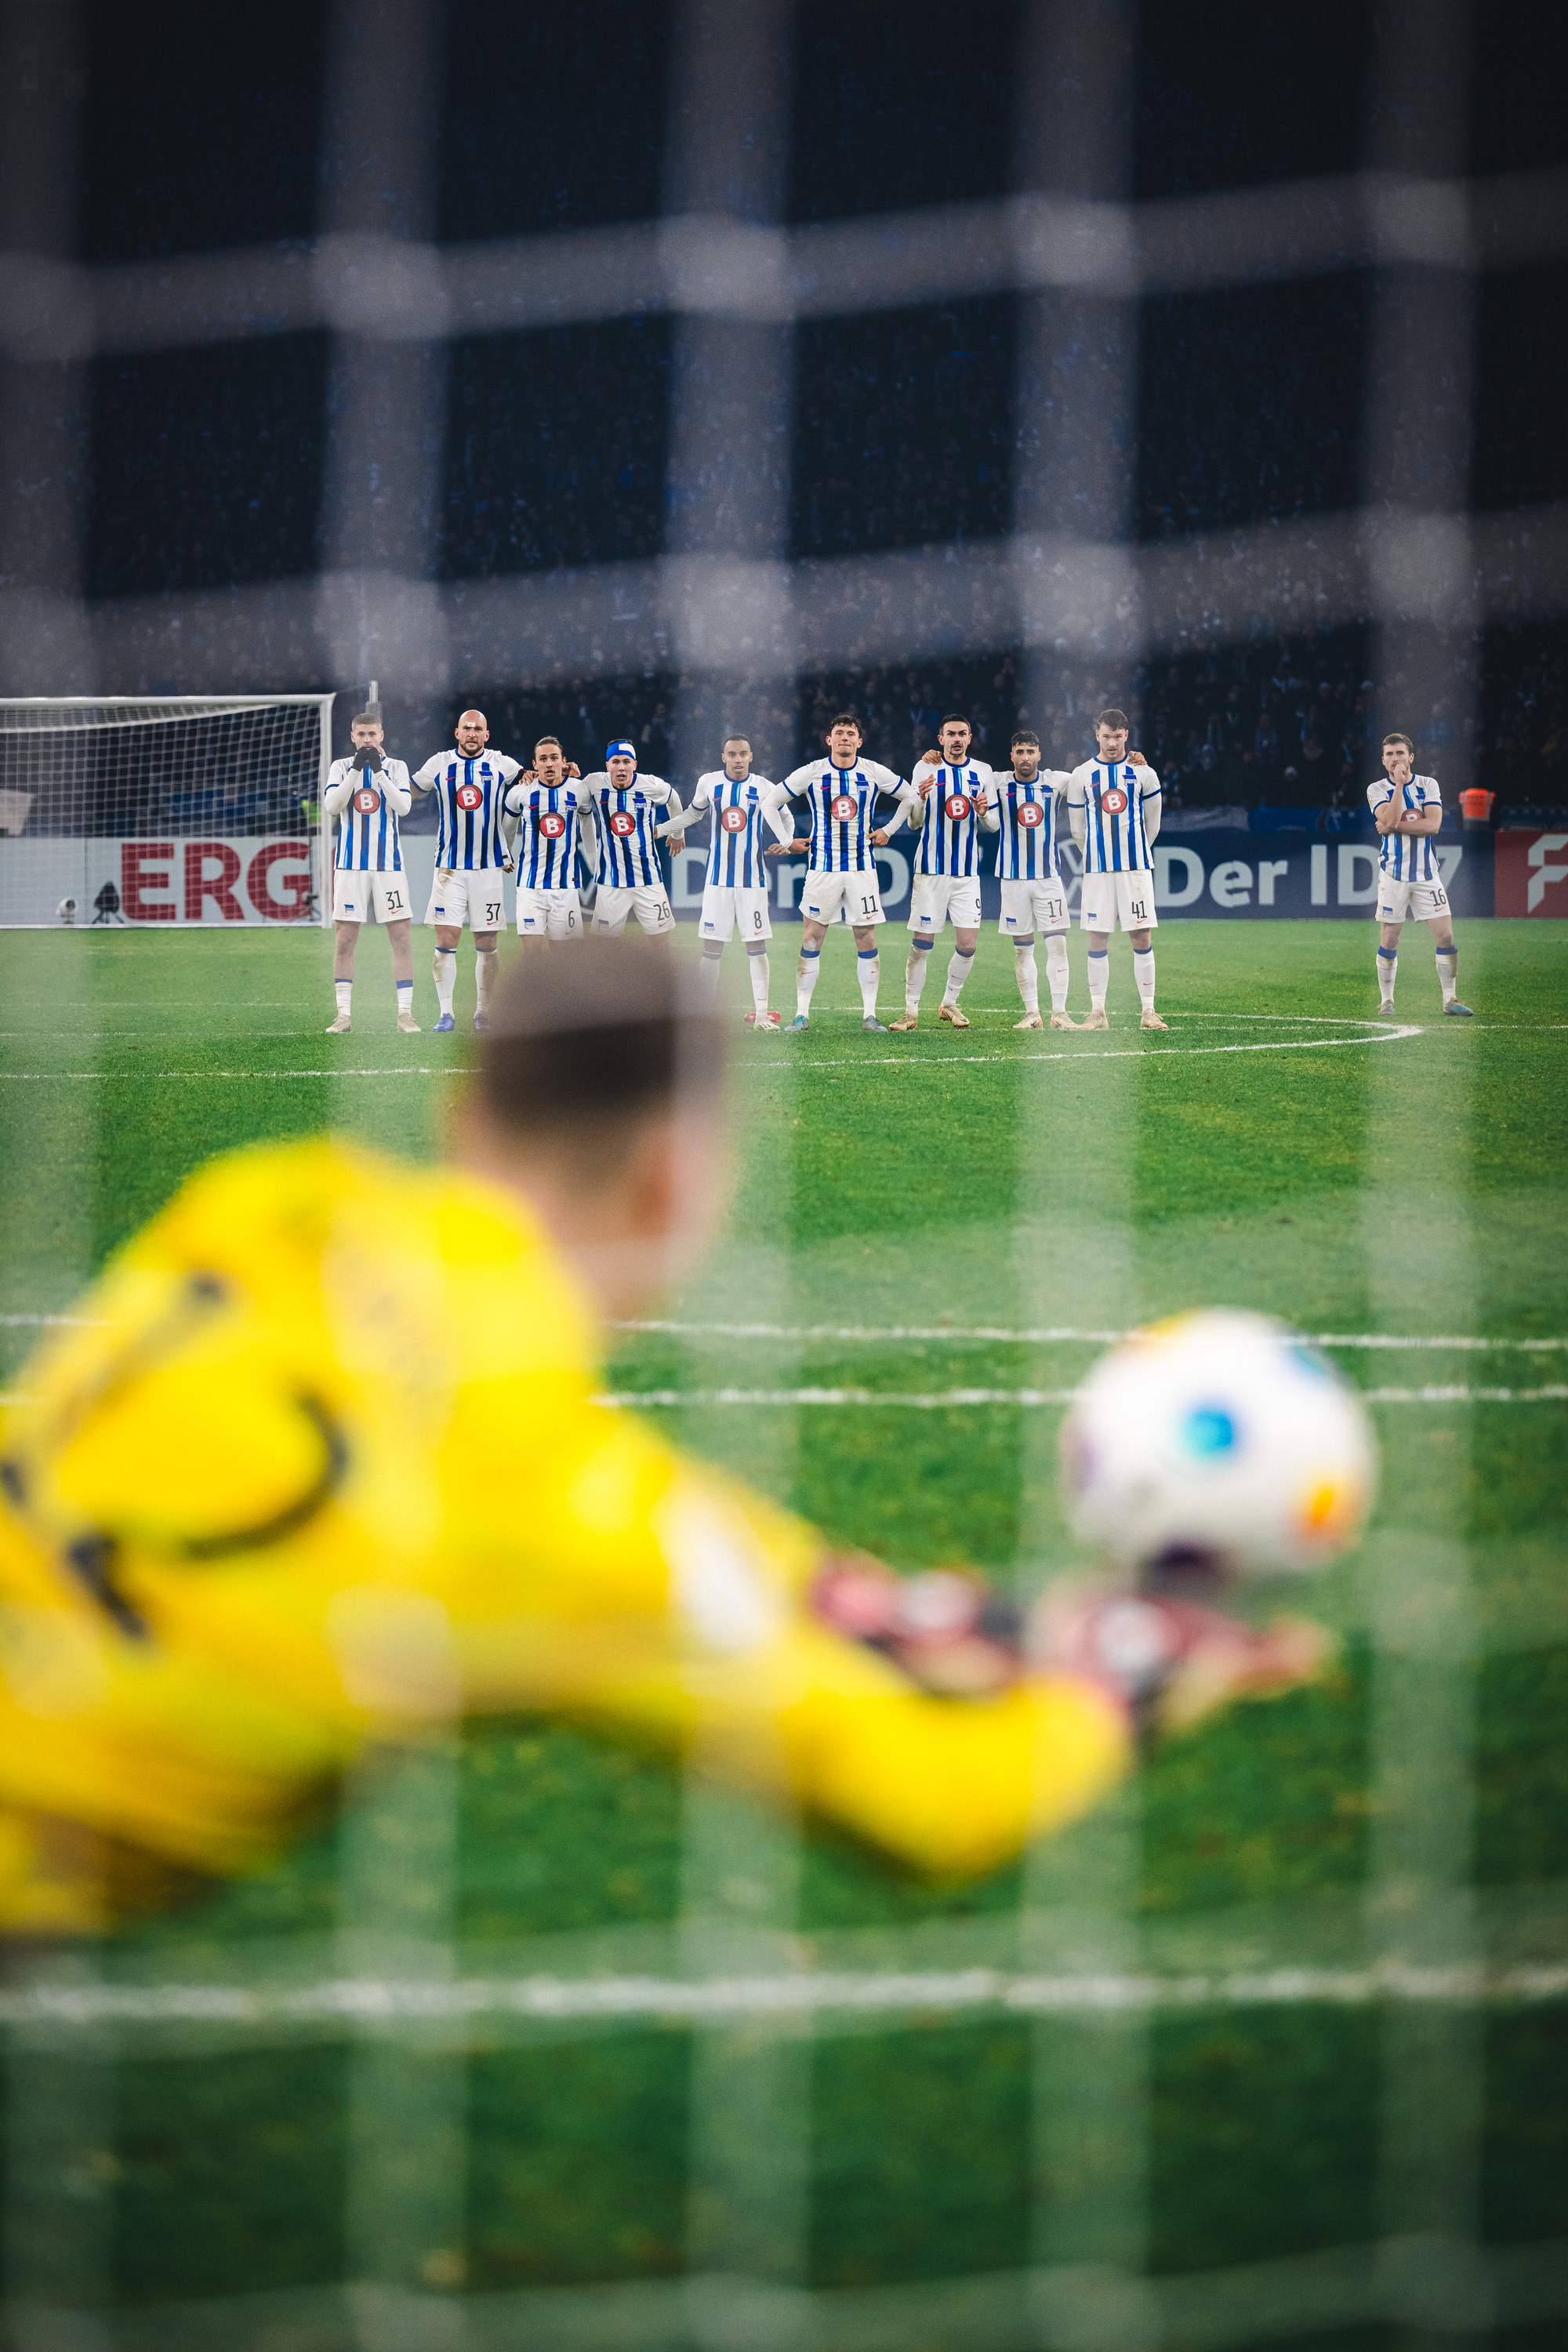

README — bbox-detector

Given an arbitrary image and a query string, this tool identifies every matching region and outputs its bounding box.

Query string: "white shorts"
[332,868,412,924]
[1377,873,1450,924]
[909,875,982,934]
[1079,871,1158,934]
[800,870,884,927]
[999,877,1069,937]
[516,887,582,940]
[593,882,673,937]
[699,882,772,943]
[426,868,509,933]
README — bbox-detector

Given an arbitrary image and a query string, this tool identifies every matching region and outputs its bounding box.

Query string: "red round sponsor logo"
[1100,786,1128,814]
[353,786,379,814]
[609,810,637,837]
[1017,800,1044,826]
[720,806,748,832]
[456,781,484,811]
[944,793,971,821]
[537,811,566,838]
[831,794,857,821]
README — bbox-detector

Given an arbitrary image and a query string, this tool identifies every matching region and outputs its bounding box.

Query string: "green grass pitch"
[1,915,1565,2343]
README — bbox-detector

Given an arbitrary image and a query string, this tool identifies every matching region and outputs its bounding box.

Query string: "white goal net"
[0,696,333,928]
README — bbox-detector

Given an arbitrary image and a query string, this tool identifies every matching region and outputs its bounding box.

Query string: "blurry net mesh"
[0,699,329,925]
[0,5,1559,2347]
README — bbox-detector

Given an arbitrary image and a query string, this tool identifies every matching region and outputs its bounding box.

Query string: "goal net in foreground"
[0,697,332,928]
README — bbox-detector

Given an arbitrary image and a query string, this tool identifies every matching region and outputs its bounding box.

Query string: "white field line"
[0,1014,1419,1080]
[5,1957,1566,2031]
[0,1066,470,1080]
[614,1319,1568,1353]
[9,1312,1566,1358]
[748,1029,1424,1071]
[596,1385,1568,1409]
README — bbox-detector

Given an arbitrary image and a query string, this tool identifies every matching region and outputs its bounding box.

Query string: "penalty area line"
[5,1957,1566,2030]
[613,1320,1568,1354]
[0,1066,477,1081]
[594,1384,1568,1409]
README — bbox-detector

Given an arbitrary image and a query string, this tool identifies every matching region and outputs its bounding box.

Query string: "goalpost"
[0,695,336,928]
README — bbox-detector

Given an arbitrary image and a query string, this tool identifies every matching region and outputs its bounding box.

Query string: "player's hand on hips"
[668,836,685,853]
[1030,1580,1331,1733]
[767,839,808,857]
[870,827,891,846]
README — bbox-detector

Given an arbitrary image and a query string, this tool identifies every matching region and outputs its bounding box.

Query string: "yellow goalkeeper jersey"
[0,1140,1127,1930]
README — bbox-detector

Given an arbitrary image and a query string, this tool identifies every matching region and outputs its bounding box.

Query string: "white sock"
[1133,947,1156,1011]
[1014,941,1039,1014]
[1045,935,1069,1014]
[1435,949,1457,1006]
[434,949,456,1015]
[1377,948,1397,1005]
[906,942,932,1011]
[942,949,975,1006]
[335,980,352,1018]
[857,950,880,1017]
[475,949,498,1014]
[696,951,723,1005]
[395,982,412,1014]
[1088,951,1109,1012]
[748,952,770,1014]
[796,949,821,1017]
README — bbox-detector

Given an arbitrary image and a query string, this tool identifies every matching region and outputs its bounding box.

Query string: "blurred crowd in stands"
[447,622,1565,834]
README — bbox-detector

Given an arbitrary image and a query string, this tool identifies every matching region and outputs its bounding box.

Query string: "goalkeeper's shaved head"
[477,939,727,1131]
[462,940,730,1319]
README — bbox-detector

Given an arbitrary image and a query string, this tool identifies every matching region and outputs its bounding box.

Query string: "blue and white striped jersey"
[909,760,994,878]
[1368,775,1444,882]
[1067,759,1162,873]
[772,759,909,874]
[324,755,412,873]
[506,776,588,891]
[581,771,678,888]
[690,770,780,888]
[413,751,521,871]
[992,768,1068,882]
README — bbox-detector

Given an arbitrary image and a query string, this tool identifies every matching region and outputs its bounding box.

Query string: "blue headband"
[605,740,637,763]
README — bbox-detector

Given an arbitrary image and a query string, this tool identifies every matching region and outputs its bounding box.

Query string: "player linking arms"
[1066,710,1166,1031]
[891,713,993,1033]
[688,735,784,1028]
[0,948,1318,1934]
[412,707,521,1033]
[764,713,916,1032]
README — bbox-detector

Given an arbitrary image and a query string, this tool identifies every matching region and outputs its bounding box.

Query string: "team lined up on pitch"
[322,703,1472,1035]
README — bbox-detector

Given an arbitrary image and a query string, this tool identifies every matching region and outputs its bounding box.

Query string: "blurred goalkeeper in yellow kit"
[0,944,1318,1934]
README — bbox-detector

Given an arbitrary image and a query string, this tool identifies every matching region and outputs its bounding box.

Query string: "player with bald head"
[412,709,522,1031]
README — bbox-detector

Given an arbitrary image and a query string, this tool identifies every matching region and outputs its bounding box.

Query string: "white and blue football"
[1058,1309,1377,1581]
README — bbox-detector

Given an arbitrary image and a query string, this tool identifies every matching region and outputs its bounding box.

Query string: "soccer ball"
[1058,1309,1377,1582]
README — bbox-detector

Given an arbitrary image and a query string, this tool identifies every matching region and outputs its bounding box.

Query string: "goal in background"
[0,696,334,928]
